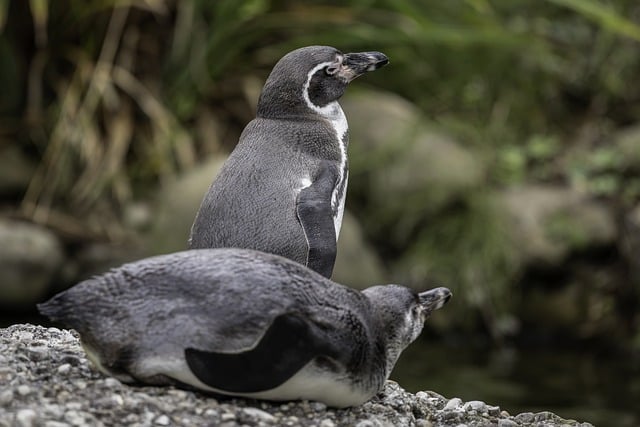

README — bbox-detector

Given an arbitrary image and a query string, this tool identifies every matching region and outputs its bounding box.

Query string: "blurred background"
[0,0,639,425]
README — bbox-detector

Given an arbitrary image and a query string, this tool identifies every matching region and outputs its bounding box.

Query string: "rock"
[498,185,616,267]
[342,90,484,243]
[333,211,387,288]
[0,324,595,427]
[613,124,640,169]
[0,146,36,196]
[64,241,147,286]
[143,156,227,255]
[620,204,640,284]
[0,219,64,306]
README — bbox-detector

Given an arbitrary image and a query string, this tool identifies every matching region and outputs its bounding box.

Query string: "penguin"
[38,248,451,408]
[188,46,389,278]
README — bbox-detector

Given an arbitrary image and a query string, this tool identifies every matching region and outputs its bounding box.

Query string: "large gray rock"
[613,124,640,169]
[342,90,484,242]
[0,219,64,305]
[143,156,227,255]
[620,203,640,284]
[333,211,387,289]
[0,324,594,427]
[498,185,616,266]
[0,146,35,196]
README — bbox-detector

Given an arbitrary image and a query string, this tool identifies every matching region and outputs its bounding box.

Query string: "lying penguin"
[188,46,389,279]
[38,248,450,408]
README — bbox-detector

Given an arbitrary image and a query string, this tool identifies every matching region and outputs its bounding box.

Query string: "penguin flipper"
[185,313,337,393]
[296,162,338,278]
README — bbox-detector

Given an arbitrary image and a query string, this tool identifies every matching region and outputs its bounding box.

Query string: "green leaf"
[545,0,640,41]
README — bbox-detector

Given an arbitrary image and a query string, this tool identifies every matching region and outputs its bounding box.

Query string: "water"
[391,336,640,427]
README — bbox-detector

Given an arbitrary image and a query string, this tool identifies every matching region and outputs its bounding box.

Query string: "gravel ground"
[0,324,594,427]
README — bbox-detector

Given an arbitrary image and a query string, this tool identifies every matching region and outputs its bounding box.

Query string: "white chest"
[138,355,371,408]
[301,62,349,239]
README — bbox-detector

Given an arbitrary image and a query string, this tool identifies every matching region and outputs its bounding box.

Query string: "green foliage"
[1,0,640,334]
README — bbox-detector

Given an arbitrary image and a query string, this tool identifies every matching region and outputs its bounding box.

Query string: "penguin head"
[257,46,388,118]
[362,285,451,375]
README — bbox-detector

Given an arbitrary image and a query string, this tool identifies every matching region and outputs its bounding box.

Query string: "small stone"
[111,394,124,405]
[66,402,82,411]
[16,409,37,427]
[44,422,71,427]
[57,364,71,375]
[319,420,336,427]
[103,378,121,388]
[463,400,487,413]
[443,398,463,411]
[498,420,518,427]
[64,410,85,426]
[17,385,31,396]
[310,401,328,412]
[534,411,556,421]
[18,331,35,341]
[442,411,463,422]
[487,405,501,416]
[154,415,170,425]
[0,389,14,404]
[514,412,535,423]
[220,413,236,422]
[242,407,276,422]
[279,403,290,411]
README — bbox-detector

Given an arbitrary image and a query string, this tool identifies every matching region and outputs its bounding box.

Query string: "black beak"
[418,287,452,314]
[340,51,389,81]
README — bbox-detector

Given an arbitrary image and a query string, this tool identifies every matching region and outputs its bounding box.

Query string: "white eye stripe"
[302,61,336,115]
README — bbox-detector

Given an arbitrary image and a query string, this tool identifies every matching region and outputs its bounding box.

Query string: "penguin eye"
[325,64,339,76]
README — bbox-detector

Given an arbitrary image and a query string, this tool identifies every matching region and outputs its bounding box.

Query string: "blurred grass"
[1,0,639,334]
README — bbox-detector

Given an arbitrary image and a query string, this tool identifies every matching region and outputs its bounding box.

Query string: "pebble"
[103,378,121,388]
[57,364,71,375]
[154,414,171,425]
[242,407,276,422]
[44,422,71,427]
[443,397,463,411]
[16,409,37,427]
[487,405,501,416]
[498,419,518,427]
[319,419,336,427]
[17,385,31,396]
[310,401,328,412]
[0,389,14,404]
[220,412,236,421]
[463,400,487,413]
[514,412,535,423]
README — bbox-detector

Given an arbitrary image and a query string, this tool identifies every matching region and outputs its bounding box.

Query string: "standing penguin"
[38,248,451,408]
[188,46,388,278]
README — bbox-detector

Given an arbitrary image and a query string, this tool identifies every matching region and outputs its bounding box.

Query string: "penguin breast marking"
[302,62,349,238]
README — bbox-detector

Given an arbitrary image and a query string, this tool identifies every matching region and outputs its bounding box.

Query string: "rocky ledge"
[0,324,593,427]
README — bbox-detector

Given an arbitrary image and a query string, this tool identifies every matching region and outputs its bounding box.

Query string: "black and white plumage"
[38,248,451,408]
[188,46,388,278]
